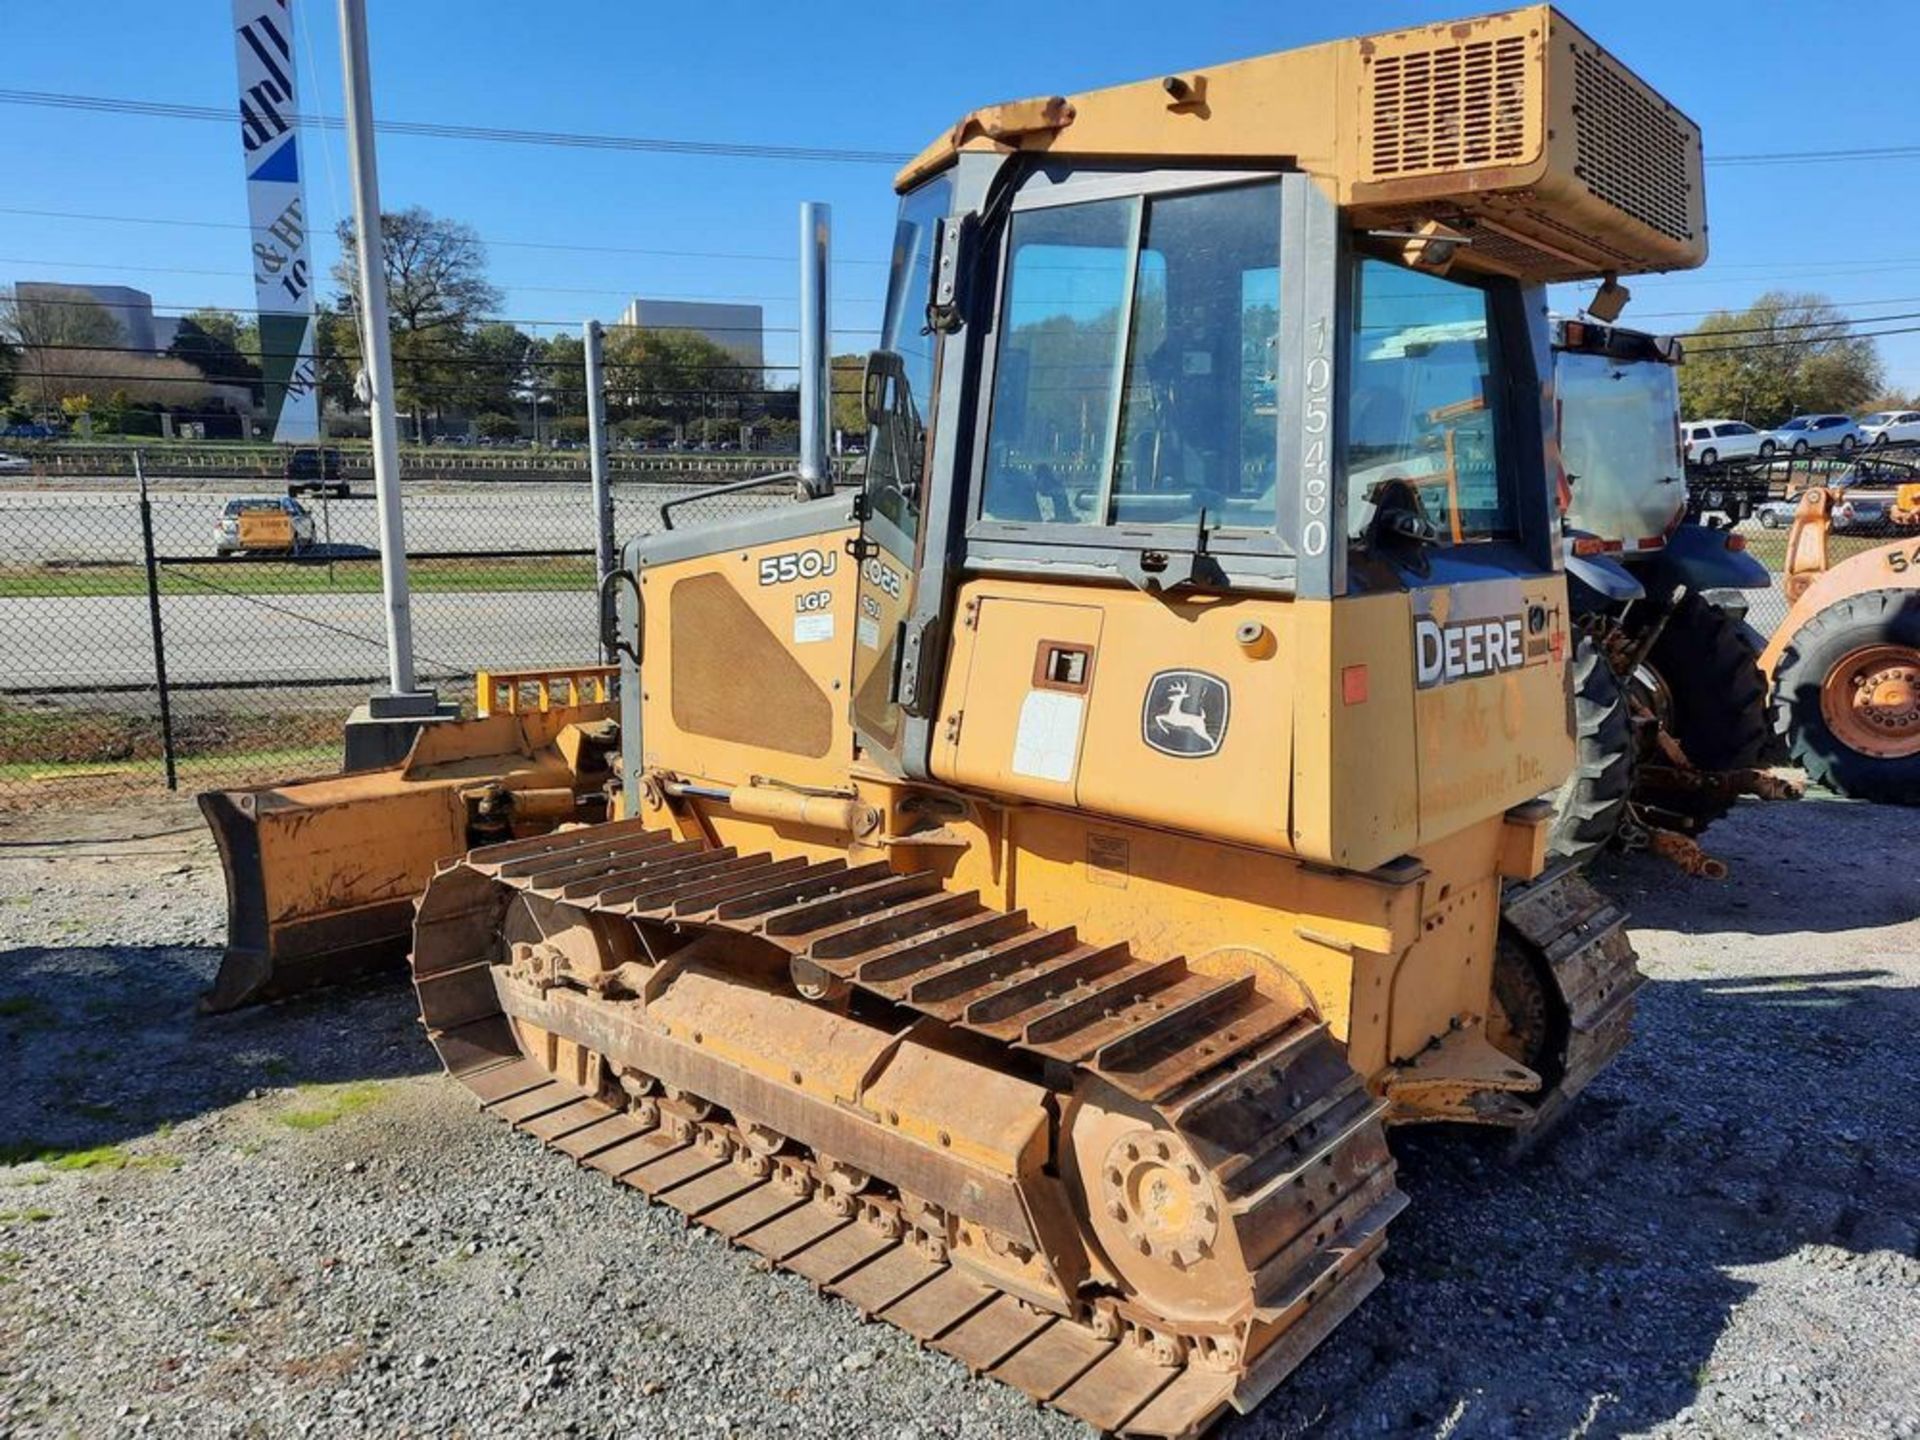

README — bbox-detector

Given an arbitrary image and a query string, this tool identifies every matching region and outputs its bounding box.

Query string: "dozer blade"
[413,822,1409,1436]
[199,704,614,1012]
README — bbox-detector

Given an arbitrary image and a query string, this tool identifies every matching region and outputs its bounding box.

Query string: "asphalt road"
[0,477,789,563]
[3,588,600,690]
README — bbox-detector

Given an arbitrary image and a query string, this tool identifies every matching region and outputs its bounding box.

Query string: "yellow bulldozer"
[201,8,1702,1431]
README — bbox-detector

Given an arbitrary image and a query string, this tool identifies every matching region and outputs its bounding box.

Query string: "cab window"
[1345,258,1514,544]
[863,174,952,545]
[979,179,1282,533]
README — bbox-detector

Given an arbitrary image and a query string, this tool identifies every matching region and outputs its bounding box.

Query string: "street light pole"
[337,0,446,765]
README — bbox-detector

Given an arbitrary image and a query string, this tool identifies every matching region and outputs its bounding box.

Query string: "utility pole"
[797,202,832,498]
[337,0,451,767]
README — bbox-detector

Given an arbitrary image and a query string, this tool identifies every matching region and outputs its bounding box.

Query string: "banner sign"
[233,0,320,442]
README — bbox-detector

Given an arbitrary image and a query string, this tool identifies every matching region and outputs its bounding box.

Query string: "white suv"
[1859,409,1920,445]
[1683,418,1774,466]
[1771,413,1862,455]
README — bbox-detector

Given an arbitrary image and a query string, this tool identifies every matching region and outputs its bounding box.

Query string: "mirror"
[864,349,904,428]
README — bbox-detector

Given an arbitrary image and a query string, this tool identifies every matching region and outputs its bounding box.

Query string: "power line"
[1,290,883,336]
[0,205,889,267]
[1709,143,1920,167]
[6,83,1917,172]
[0,88,913,166]
[1687,322,1920,355]
[1676,309,1920,340]
[1630,294,1920,321]
[20,339,817,373]
[0,255,880,308]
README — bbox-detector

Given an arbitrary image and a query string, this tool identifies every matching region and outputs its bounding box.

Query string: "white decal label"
[856,616,881,651]
[1415,614,1527,689]
[1011,689,1083,783]
[793,612,834,645]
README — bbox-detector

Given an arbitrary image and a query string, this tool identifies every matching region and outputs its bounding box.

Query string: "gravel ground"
[0,792,1915,1439]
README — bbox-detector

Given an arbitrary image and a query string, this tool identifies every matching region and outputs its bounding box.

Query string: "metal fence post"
[583,319,618,662]
[135,451,179,791]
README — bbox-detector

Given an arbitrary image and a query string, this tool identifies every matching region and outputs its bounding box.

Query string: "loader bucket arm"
[198,700,617,1012]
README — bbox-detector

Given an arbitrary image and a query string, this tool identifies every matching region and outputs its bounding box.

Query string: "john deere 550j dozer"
[393,10,1700,1433]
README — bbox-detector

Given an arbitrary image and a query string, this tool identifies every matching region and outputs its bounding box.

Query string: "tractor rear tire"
[1771,588,1920,803]
[1547,634,1634,867]
[1644,591,1778,773]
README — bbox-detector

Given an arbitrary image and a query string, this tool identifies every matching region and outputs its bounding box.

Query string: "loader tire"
[1771,588,1920,804]
[1643,590,1777,772]
[1546,634,1634,868]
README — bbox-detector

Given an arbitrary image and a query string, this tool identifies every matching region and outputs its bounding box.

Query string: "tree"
[0,287,125,415]
[535,333,588,421]
[1678,292,1883,427]
[1863,387,1919,413]
[170,309,262,400]
[830,353,867,438]
[311,302,359,417]
[475,411,520,440]
[451,322,532,419]
[332,207,502,438]
[603,328,753,428]
[614,415,673,444]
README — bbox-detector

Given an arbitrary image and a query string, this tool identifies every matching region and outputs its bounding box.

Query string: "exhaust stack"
[797,201,832,498]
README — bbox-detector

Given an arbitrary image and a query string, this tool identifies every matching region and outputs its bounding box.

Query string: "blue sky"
[5,0,1919,391]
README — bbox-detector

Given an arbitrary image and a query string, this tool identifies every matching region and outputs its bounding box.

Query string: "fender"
[1637,523,1773,594]
[1562,539,1645,606]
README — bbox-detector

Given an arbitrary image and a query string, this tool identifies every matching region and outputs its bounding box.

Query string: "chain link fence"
[8,434,1908,806]
[0,458,797,806]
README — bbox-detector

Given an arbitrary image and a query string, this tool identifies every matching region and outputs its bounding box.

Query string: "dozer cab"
[219,8,1704,1431]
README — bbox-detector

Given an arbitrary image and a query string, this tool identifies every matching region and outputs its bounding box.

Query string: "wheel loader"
[1763,486,1920,802]
[204,8,1700,1431]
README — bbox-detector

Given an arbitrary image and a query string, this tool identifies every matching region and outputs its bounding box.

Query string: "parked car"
[1754,473,1891,530]
[0,422,60,440]
[1858,409,1920,445]
[1682,418,1775,466]
[283,446,349,498]
[216,496,315,555]
[1770,413,1862,455]
[0,451,29,475]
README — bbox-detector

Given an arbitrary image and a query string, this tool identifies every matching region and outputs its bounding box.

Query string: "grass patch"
[0,556,596,599]
[43,1144,180,1173]
[0,698,341,776]
[0,1141,180,1172]
[275,1081,387,1132]
[0,1209,53,1226]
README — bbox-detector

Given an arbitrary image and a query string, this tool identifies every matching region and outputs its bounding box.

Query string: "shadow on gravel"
[1235,955,1920,1437]
[1591,791,1920,938]
[0,944,433,1160]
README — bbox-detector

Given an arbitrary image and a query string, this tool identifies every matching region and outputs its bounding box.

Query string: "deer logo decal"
[1142,670,1230,758]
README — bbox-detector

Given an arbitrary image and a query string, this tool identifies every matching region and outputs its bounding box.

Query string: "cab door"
[850,174,952,771]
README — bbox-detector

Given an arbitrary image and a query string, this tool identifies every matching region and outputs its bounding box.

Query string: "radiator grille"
[1369,34,1530,176]
[1571,44,1693,242]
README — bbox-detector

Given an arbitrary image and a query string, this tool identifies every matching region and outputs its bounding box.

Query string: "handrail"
[658,469,797,530]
